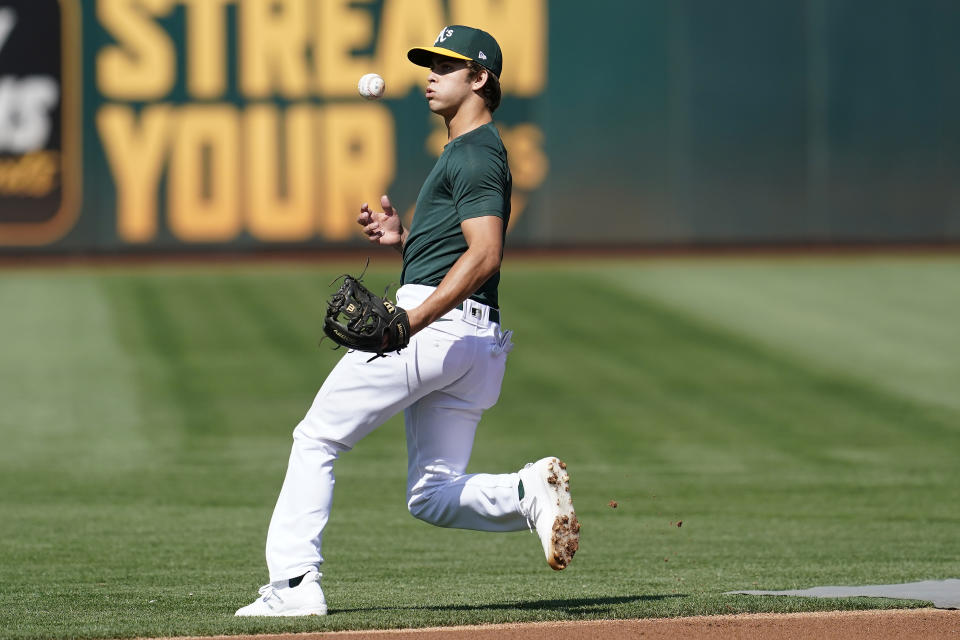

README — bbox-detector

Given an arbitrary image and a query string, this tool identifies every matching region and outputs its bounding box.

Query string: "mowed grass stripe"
[0,273,148,475]
[601,257,960,409]
[120,276,224,437]
[102,271,336,444]
[498,269,958,470]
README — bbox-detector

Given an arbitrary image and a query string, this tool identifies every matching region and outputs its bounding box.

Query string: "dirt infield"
[153,609,960,640]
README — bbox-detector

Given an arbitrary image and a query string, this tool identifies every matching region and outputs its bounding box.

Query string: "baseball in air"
[358,73,385,100]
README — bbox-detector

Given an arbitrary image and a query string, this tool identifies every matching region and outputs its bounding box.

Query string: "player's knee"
[407,494,453,527]
[406,482,457,527]
[291,423,348,461]
[406,495,431,522]
[292,420,350,451]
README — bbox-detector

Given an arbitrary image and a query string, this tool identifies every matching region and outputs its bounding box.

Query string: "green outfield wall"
[1,0,958,253]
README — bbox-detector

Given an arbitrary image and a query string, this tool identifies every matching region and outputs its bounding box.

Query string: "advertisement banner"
[0,0,80,246]
[0,1,958,253]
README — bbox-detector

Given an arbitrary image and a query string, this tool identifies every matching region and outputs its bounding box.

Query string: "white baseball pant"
[264,284,525,582]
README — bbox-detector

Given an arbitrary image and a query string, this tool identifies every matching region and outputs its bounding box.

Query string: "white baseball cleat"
[235,570,327,616]
[518,456,580,570]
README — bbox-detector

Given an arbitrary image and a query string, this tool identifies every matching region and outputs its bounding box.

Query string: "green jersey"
[401,122,511,309]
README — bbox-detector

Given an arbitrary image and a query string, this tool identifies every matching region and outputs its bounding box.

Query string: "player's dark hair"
[466,61,502,112]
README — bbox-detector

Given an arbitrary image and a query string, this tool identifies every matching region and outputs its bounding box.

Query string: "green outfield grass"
[1,255,958,639]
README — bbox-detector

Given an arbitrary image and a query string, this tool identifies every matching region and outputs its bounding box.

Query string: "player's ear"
[471,68,489,91]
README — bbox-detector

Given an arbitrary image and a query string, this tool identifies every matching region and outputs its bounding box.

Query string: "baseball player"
[236,25,579,617]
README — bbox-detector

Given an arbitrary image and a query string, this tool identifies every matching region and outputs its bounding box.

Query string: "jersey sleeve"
[449,142,511,222]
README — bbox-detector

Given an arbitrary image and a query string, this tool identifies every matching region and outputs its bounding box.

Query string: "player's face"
[424,56,474,116]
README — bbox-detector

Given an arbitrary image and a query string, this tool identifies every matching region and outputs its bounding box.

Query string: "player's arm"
[357,195,406,252]
[404,215,503,334]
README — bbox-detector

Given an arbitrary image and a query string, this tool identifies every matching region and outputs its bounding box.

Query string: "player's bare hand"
[357,195,403,247]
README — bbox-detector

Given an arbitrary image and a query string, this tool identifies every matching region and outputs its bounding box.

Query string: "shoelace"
[257,583,281,605]
[523,512,536,532]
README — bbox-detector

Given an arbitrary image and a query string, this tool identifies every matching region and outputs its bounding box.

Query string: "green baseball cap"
[407,25,503,78]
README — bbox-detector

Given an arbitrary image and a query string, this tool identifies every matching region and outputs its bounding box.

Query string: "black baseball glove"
[322,274,410,359]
